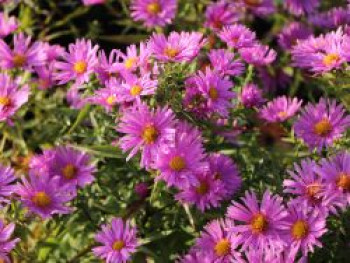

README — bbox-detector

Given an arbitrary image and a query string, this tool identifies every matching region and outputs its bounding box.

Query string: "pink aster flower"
[317,152,350,207]
[218,24,256,49]
[259,96,302,123]
[0,220,19,262]
[130,0,177,28]
[155,121,207,187]
[239,44,276,66]
[34,65,56,90]
[0,13,17,38]
[117,103,175,169]
[208,49,244,77]
[176,170,227,212]
[226,190,287,251]
[16,173,76,219]
[0,33,46,70]
[278,22,312,50]
[95,49,123,85]
[284,0,320,16]
[195,219,242,262]
[239,0,276,17]
[179,250,212,263]
[0,73,30,123]
[93,217,138,263]
[40,42,64,63]
[310,7,350,30]
[240,83,265,108]
[119,42,153,74]
[54,39,99,85]
[88,85,119,112]
[149,31,205,63]
[281,202,327,257]
[48,146,96,188]
[208,153,241,199]
[293,99,350,151]
[204,0,241,31]
[82,0,106,5]
[0,164,16,207]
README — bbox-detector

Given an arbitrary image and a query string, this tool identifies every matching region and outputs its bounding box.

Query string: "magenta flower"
[40,42,64,63]
[0,73,30,123]
[259,96,302,123]
[48,146,96,188]
[204,0,240,31]
[226,190,287,251]
[278,22,312,50]
[0,164,16,207]
[0,220,19,262]
[208,49,244,77]
[179,250,212,263]
[89,85,119,112]
[130,0,177,28]
[310,7,350,30]
[281,202,327,257]
[54,39,99,85]
[240,0,275,17]
[240,83,265,108]
[0,33,46,70]
[239,44,276,66]
[0,13,17,38]
[208,153,241,199]
[293,99,350,151]
[284,0,320,16]
[82,0,105,5]
[95,49,123,85]
[117,103,175,168]
[29,149,56,176]
[195,219,242,262]
[155,121,207,187]
[119,42,153,74]
[150,31,205,63]
[218,24,256,50]
[93,217,138,263]
[35,65,56,90]
[16,173,76,219]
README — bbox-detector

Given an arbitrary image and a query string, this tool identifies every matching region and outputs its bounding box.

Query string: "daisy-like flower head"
[317,152,350,207]
[226,190,287,251]
[149,31,206,63]
[281,201,327,257]
[239,44,276,66]
[293,99,350,151]
[29,149,56,176]
[93,217,138,263]
[117,103,175,169]
[204,0,241,31]
[284,0,320,16]
[88,85,119,113]
[0,33,46,70]
[54,39,99,85]
[48,146,96,188]
[218,24,256,50]
[16,173,76,219]
[310,7,350,30]
[176,170,227,212]
[292,29,348,73]
[240,0,276,17]
[195,219,242,262]
[0,164,16,207]
[259,96,302,123]
[208,153,241,199]
[208,49,244,77]
[0,220,19,262]
[119,42,152,73]
[130,0,177,28]
[278,22,312,50]
[95,49,123,85]
[0,73,30,123]
[240,83,265,108]
[155,121,207,188]
[0,12,17,38]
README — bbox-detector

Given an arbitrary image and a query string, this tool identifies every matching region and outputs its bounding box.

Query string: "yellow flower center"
[251,213,268,234]
[106,95,116,105]
[208,87,219,100]
[130,85,143,97]
[147,2,161,15]
[336,173,350,192]
[0,96,11,107]
[291,220,309,239]
[112,240,125,251]
[125,57,137,69]
[195,181,209,195]
[306,183,321,202]
[32,192,51,207]
[278,111,288,119]
[214,238,231,257]
[164,47,179,58]
[13,53,27,67]
[142,124,159,144]
[313,118,333,137]
[169,156,186,171]
[62,164,77,179]
[322,53,341,67]
[73,61,87,74]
